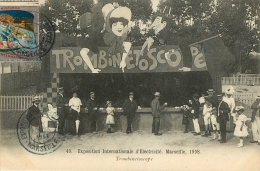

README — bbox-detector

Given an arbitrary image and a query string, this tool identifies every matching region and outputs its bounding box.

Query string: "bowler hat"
[192,93,200,98]
[154,92,161,96]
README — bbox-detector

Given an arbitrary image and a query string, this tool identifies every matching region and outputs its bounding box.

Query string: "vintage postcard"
[0,0,260,170]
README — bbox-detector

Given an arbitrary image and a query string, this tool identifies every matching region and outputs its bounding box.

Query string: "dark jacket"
[86,98,97,115]
[56,93,67,114]
[122,99,138,116]
[151,98,165,117]
[251,100,260,117]
[217,100,231,122]
[190,98,200,119]
[26,104,42,127]
[206,95,218,108]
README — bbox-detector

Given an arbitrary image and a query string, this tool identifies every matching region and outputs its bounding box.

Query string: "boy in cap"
[122,92,138,134]
[250,93,260,145]
[151,92,167,135]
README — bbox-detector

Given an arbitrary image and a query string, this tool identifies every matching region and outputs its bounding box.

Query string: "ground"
[1,128,260,171]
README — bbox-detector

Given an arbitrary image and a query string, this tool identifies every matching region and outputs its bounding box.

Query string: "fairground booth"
[40,34,235,133]
[40,3,235,133]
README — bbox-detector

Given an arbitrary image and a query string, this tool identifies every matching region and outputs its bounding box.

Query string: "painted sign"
[50,46,184,73]
[189,43,208,71]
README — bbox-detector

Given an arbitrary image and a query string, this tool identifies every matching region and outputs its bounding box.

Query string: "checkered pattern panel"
[42,73,59,112]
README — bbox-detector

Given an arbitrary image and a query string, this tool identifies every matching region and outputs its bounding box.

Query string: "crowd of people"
[26,87,260,148]
[181,88,260,147]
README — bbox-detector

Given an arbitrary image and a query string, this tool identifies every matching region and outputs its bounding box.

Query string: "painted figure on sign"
[80,2,132,73]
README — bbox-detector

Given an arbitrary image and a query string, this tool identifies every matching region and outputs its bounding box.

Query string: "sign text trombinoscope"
[50,46,184,73]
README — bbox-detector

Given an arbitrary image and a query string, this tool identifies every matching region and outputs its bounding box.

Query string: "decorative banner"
[189,43,208,71]
[50,46,184,73]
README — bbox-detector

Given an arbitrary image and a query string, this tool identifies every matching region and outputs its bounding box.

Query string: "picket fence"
[0,95,43,112]
[222,77,260,85]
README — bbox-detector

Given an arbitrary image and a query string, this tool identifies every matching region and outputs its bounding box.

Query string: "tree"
[206,0,259,72]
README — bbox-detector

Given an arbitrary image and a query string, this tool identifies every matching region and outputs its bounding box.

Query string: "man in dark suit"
[122,92,138,134]
[151,92,167,136]
[26,96,42,142]
[56,87,68,135]
[86,92,98,133]
[217,94,231,143]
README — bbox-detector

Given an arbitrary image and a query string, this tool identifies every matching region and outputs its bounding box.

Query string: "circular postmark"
[17,110,62,155]
[4,10,55,59]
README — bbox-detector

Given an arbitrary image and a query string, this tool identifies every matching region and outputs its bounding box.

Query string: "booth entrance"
[59,72,212,108]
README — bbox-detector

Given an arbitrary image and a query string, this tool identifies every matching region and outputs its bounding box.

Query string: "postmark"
[17,110,62,155]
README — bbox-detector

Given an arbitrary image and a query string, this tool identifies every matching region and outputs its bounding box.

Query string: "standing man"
[190,93,201,136]
[223,87,236,131]
[217,94,231,143]
[151,92,167,136]
[250,94,260,145]
[86,92,98,133]
[56,87,68,135]
[122,92,138,134]
[26,96,42,142]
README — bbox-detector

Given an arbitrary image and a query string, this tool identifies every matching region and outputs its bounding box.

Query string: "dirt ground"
[1,128,260,171]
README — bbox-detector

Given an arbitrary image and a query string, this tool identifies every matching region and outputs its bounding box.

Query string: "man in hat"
[86,92,99,133]
[26,96,42,142]
[217,93,231,143]
[151,92,167,135]
[122,92,138,134]
[250,93,260,145]
[190,93,201,135]
[56,87,68,135]
[223,87,236,131]
[206,89,218,108]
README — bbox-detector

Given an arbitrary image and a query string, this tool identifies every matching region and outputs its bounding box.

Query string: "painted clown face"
[111,21,124,36]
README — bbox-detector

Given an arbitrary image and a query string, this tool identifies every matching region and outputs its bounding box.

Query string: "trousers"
[252,116,260,142]
[218,116,227,141]
[90,113,97,132]
[126,115,135,132]
[152,117,160,134]
[57,108,66,134]
[193,118,200,133]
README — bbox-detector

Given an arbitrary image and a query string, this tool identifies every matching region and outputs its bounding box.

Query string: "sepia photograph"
[0,0,259,170]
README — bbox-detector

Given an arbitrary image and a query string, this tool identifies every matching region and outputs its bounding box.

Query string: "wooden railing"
[0,95,43,112]
[222,77,260,85]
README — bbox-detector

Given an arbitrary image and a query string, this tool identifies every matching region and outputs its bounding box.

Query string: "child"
[234,106,248,147]
[201,98,212,137]
[181,105,191,133]
[106,101,115,133]
[211,107,221,140]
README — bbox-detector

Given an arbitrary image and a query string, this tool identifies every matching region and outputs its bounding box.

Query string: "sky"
[39,0,160,11]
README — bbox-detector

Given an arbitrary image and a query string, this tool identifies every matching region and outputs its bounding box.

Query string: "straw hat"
[207,89,215,93]
[32,96,40,103]
[129,92,134,95]
[256,93,260,99]
[234,106,245,112]
[106,100,112,105]
[154,92,161,96]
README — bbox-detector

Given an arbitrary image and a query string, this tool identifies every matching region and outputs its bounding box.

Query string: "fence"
[222,77,260,85]
[0,95,43,112]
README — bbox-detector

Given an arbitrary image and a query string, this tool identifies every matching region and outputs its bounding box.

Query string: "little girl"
[234,106,248,147]
[106,101,115,133]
